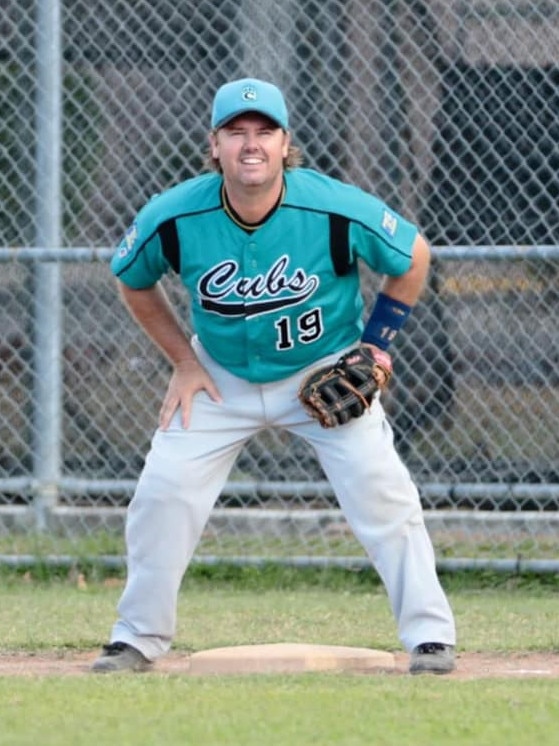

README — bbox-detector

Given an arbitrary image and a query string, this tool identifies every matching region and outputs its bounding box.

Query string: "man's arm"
[118,282,197,366]
[381,233,431,305]
[361,234,431,351]
[117,281,221,428]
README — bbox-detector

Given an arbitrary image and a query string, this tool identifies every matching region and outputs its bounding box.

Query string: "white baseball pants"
[110,338,456,659]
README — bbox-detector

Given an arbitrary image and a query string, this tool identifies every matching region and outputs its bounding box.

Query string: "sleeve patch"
[381,209,398,238]
[118,222,138,258]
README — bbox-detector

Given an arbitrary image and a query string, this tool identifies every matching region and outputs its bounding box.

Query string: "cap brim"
[214,108,286,130]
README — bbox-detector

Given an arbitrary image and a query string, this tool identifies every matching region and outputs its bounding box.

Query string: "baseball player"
[92,78,456,675]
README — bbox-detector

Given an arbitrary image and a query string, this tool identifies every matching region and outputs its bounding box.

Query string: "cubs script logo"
[198,255,318,317]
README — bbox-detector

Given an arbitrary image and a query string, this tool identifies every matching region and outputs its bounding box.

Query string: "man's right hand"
[159,358,222,430]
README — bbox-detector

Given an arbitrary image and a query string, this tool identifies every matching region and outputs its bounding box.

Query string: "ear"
[282,130,291,159]
[208,130,219,159]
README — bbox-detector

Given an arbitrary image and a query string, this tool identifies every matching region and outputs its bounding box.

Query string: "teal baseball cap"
[211,78,289,130]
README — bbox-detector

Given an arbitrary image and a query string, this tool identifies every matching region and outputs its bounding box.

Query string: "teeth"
[242,158,263,164]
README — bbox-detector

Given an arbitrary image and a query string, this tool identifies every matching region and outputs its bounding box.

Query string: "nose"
[242,130,259,148]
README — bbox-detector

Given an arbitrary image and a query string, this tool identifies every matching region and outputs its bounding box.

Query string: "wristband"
[361,292,412,350]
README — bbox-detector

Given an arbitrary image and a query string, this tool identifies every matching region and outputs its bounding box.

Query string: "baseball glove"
[298,346,392,428]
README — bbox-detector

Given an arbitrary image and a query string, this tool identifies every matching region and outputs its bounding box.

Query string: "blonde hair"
[203,140,304,173]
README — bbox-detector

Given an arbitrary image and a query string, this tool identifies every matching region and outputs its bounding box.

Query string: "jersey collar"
[221,181,286,232]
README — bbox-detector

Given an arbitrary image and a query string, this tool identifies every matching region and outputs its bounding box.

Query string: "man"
[92,78,456,675]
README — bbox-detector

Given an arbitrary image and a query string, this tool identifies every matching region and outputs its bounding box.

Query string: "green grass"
[0,676,558,746]
[0,568,558,745]
[0,564,558,651]
[1,529,558,561]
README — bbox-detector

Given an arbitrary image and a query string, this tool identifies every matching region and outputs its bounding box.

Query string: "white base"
[187,642,395,675]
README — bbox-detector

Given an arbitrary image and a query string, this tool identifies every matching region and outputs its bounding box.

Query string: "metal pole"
[33,0,63,531]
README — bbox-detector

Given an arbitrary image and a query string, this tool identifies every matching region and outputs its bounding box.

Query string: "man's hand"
[159,358,222,430]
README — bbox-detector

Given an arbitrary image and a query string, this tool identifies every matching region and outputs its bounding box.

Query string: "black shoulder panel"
[158,219,180,274]
[328,214,353,276]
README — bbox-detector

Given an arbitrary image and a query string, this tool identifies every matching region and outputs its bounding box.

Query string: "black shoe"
[409,642,455,675]
[91,641,152,673]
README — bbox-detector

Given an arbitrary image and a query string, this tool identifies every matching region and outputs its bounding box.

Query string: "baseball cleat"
[90,641,152,673]
[409,642,455,675]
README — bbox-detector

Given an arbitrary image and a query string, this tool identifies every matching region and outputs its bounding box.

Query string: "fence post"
[33,0,63,531]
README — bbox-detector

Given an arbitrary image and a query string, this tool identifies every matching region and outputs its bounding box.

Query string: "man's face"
[210,113,290,190]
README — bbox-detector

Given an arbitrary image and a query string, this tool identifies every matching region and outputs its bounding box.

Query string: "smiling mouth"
[240,157,265,165]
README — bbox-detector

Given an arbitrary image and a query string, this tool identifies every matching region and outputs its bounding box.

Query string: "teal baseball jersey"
[111,168,418,382]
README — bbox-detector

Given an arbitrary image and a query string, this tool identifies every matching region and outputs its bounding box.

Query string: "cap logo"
[241,85,258,102]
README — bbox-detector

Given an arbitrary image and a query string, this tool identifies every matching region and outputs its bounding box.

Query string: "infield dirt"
[0,650,558,679]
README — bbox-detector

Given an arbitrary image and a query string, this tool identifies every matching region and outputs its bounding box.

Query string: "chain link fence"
[1,0,559,568]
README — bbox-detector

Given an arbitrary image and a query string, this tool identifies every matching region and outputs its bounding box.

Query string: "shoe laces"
[416,642,447,655]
